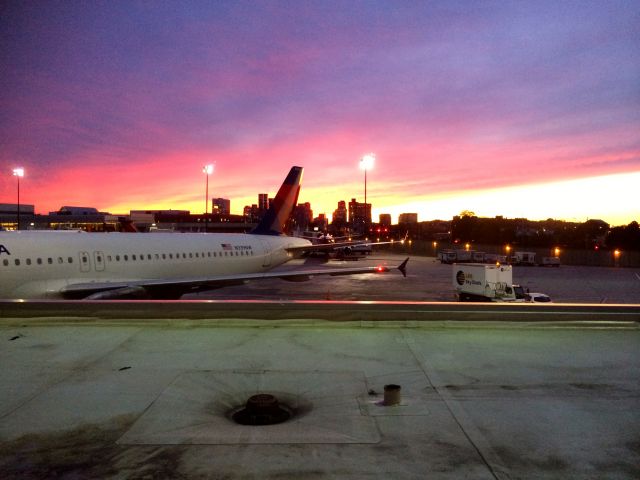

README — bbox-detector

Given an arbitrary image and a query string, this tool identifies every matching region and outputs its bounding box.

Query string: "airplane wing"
[60,258,409,300]
[286,239,402,254]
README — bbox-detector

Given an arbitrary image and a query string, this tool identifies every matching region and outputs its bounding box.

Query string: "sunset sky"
[1,1,639,226]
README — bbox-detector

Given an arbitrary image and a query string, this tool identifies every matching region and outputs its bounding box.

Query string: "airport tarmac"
[188,253,640,303]
[1,253,639,479]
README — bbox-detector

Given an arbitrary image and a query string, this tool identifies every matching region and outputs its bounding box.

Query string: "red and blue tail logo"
[251,166,303,236]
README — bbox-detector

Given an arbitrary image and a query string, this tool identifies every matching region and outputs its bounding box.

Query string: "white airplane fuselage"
[0,230,311,299]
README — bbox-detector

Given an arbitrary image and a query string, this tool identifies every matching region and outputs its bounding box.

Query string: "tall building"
[348,198,371,234]
[211,198,230,215]
[398,213,418,224]
[244,204,260,222]
[379,213,392,226]
[292,202,313,231]
[258,193,269,214]
[333,200,348,225]
[313,213,328,232]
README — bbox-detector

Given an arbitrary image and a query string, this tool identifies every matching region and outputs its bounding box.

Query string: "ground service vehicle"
[509,251,536,266]
[453,263,526,302]
[525,292,552,302]
[539,256,561,267]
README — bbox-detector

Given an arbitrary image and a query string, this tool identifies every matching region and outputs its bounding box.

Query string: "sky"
[1,1,639,226]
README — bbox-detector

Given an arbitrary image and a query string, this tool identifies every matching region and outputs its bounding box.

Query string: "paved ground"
[1,253,639,479]
[189,253,640,303]
[1,318,639,479]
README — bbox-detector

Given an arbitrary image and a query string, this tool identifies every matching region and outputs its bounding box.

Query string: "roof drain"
[232,394,292,426]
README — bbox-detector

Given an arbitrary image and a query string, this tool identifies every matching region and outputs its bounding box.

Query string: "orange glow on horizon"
[7,149,638,227]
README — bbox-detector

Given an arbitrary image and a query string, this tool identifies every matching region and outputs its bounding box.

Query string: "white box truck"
[539,256,561,267]
[510,251,536,266]
[438,250,457,264]
[453,264,526,302]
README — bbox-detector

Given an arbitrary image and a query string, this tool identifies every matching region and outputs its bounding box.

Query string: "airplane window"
[58,257,63,264]
[107,255,112,262]
[155,254,160,260]
[82,256,88,263]
[162,254,166,259]
[195,252,199,258]
[15,259,20,266]
[68,257,73,263]
[97,256,102,262]
[189,253,193,258]
[169,253,173,259]
[37,258,42,265]
[124,255,128,261]
[208,252,211,257]
[148,254,152,260]
[48,258,53,264]
[182,253,186,259]
[132,255,137,261]
[2,259,7,266]
[26,258,32,265]
[116,255,120,261]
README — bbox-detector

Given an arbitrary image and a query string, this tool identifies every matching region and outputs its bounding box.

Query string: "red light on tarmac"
[376,266,385,272]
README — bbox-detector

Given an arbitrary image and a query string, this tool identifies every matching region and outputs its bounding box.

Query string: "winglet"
[398,257,409,277]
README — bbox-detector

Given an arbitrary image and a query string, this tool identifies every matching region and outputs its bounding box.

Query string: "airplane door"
[79,251,91,273]
[94,251,105,272]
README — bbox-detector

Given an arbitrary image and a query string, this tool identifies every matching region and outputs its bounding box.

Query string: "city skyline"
[1,2,639,226]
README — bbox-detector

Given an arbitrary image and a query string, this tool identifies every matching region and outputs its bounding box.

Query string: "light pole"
[359,153,375,231]
[12,168,24,230]
[203,164,214,232]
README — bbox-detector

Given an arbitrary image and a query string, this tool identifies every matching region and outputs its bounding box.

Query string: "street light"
[359,153,375,230]
[359,153,375,205]
[614,249,621,266]
[203,164,214,232]
[12,167,24,230]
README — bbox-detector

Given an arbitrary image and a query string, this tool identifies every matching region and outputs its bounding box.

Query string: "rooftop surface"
[1,254,639,479]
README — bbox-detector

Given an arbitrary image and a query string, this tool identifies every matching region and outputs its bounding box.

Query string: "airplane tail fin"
[251,166,303,236]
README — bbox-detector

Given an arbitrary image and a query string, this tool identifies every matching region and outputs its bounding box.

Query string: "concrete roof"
[1,307,639,479]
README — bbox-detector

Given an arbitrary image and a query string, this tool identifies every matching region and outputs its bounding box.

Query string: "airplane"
[0,166,408,299]
[299,231,406,260]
